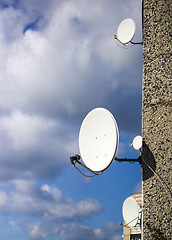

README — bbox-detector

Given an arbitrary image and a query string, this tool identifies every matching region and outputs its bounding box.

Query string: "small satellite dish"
[79,108,119,172]
[132,136,142,150]
[117,18,136,44]
[122,196,140,227]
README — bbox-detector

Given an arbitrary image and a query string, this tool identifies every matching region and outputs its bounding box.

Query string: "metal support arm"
[70,155,142,177]
[115,156,142,164]
[70,155,103,176]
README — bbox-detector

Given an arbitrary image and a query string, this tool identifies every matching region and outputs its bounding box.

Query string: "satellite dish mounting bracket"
[113,34,143,46]
[115,156,142,164]
[70,154,142,177]
[130,41,143,45]
[70,155,103,177]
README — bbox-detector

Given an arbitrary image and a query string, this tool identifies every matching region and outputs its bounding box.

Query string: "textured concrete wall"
[142,0,171,239]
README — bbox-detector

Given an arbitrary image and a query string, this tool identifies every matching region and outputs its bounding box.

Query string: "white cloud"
[0,182,120,240]
[0,0,142,117]
[0,6,26,43]
[0,191,8,207]
[41,184,62,201]
[0,111,56,150]
[0,111,75,182]
[59,222,122,240]
[77,198,103,218]
[0,180,103,220]
[28,223,48,240]
[0,0,142,183]
[0,180,106,239]
[0,0,142,182]
[0,1,142,239]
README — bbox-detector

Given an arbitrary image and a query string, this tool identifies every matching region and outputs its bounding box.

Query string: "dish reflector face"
[133,136,142,150]
[122,197,140,227]
[79,108,119,172]
[117,18,136,44]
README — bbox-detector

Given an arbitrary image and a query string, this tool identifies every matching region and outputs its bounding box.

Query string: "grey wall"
[142,0,171,239]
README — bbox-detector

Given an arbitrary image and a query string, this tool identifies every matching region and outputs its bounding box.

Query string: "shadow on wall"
[142,141,156,181]
[146,223,168,240]
[142,142,171,240]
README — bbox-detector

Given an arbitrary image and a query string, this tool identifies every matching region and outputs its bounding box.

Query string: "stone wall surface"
[142,0,171,239]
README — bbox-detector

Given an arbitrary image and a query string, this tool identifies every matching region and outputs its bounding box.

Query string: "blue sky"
[0,0,143,239]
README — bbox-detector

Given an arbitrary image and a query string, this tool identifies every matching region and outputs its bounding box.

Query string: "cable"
[141,156,172,198]
[122,210,142,228]
[113,34,138,49]
[70,155,104,177]
[73,164,102,177]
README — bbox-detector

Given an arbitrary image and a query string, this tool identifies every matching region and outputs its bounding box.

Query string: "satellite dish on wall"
[79,108,119,172]
[122,196,141,227]
[132,136,142,150]
[117,18,136,44]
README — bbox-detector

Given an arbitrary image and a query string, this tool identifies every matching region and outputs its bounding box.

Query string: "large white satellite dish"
[132,136,142,150]
[122,196,140,227]
[79,108,119,172]
[117,18,136,44]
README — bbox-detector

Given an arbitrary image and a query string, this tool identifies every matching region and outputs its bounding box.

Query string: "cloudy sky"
[0,0,143,239]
